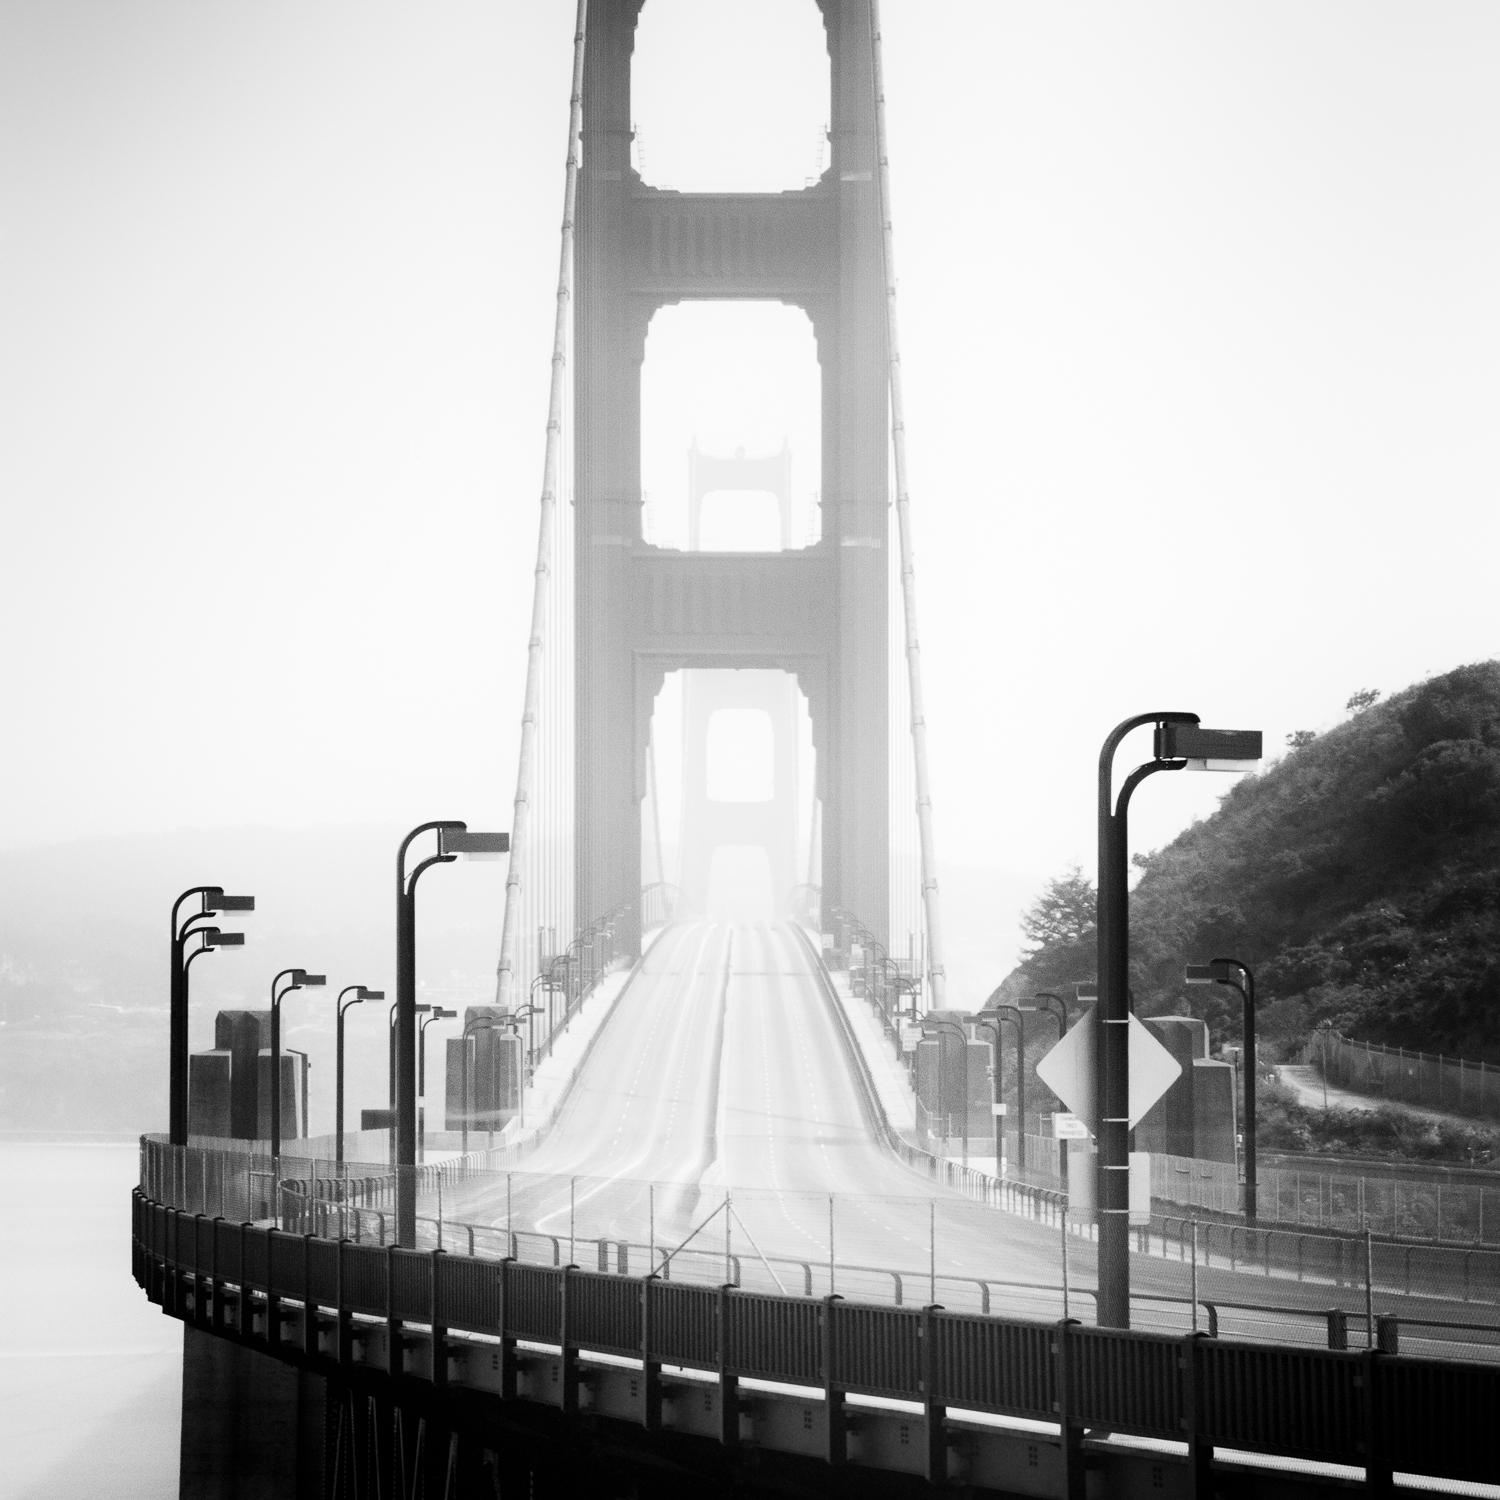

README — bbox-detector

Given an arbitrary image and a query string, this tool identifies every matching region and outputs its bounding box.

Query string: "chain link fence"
[1309,1030,1500,1121]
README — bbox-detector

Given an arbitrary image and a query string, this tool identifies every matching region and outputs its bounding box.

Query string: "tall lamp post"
[390,999,431,1106]
[1096,713,1260,1328]
[923,1018,971,1162]
[170,885,254,1146]
[335,985,383,1166]
[460,1014,509,1155]
[396,821,509,1247]
[977,1005,1025,1178]
[1186,959,1258,1222]
[418,1007,457,1161]
[1030,991,1069,1039]
[270,968,325,1167]
[509,1002,545,1076]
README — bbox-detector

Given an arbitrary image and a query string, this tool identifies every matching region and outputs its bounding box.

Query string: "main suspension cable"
[496,0,588,1008]
[870,0,946,1009]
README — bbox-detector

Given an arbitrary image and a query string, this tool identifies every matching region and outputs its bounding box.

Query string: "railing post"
[336,1238,353,1367]
[430,1249,447,1389]
[385,1243,401,1375]
[1326,1308,1348,1350]
[1375,1314,1399,1354]
[210,1215,224,1333]
[920,1303,947,1486]
[1365,1349,1393,1498]
[265,1228,281,1353]
[1053,1318,1086,1500]
[560,1263,580,1417]
[822,1295,846,1466]
[498,1258,517,1402]
[717,1283,738,1450]
[640,1275,662,1431]
[1182,1331,1213,1496]
[302,1232,316,1356]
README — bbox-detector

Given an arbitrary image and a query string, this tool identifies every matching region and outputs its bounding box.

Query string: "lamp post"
[509,1002,545,1076]
[1096,714,1261,1328]
[270,968,325,1168]
[396,821,509,1247]
[923,1019,971,1163]
[389,1000,431,1107]
[1186,959,1258,1222]
[460,1014,508,1155]
[335,985,384,1166]
[418,1007,457,1161]
[169,885,253,1146]
[977,1005,1025,1179]
[1030,991,1069,1040]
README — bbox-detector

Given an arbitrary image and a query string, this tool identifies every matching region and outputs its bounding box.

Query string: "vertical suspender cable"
[496,1,588,1008]
[869,1,946,1009]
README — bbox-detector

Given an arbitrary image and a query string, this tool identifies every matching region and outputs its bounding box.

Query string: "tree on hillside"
[1016,866,1097,992]
[1286,730,1317,750]
[1346,688,1381,714]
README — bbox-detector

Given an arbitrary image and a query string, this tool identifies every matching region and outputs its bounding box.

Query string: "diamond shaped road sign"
[1034,1007,1181,1137]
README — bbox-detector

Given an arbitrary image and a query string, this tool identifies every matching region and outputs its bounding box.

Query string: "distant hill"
[1002,662,1500,1060]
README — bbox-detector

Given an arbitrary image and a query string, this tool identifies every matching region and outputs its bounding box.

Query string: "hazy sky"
[3,1,1497,977]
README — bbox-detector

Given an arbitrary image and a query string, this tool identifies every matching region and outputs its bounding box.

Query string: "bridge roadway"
[441,921,1497,1355]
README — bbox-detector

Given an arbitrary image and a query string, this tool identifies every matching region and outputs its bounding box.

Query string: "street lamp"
[1029,991,1069,1040]
[1096,714,1260,1328]
[922,1018,971,1163]
[169,885,253,1145]
[270,968,325,1169]
[390,1000,431,1107]
[419,1007,457,1161]
[335,985,383,1166]
[508,1002,545,1075]
[460,1014,509,1155]
[396,821,509,1247]
[1186,959,1258,1222]
[977,1005,1025,1179]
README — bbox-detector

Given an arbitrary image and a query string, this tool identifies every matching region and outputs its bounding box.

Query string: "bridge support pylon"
[574,0,891,950]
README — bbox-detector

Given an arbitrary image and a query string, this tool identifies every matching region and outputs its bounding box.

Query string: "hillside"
[1003,662,1500,1060]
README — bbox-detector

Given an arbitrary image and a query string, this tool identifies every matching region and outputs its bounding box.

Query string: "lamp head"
[203,930,244,948]
[290,970,326,987]
[438,826,510,860]
[205,888,256,913]
[358,987,385,1000]
[1155,723,1262,772]
[1185,961,1237,985]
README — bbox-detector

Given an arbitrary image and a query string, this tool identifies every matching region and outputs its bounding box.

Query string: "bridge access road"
[443,921,1497,1351]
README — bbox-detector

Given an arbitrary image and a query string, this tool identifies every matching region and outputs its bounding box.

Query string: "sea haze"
[0,1141,181,1498]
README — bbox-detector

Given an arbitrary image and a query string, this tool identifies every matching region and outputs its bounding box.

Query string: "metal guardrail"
[133,1188,1500,1492]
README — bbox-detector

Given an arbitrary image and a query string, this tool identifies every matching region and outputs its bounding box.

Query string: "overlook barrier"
[133,1182,1500,1496]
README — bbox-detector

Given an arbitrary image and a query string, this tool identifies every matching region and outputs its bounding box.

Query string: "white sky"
[2,1,1497,978]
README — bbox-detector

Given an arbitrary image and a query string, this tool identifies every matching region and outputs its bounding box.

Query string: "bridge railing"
[132,1184,1500,1490]
[140,1134,1500,1360]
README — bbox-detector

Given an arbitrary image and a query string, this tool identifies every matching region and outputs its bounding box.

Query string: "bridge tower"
[575,0,890,951]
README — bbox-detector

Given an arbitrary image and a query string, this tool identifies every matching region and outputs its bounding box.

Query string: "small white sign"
[991,1102,1007,1117]
[1052,1112,1089,1139]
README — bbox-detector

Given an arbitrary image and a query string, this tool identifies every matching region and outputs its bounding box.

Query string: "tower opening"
[631,0,829,193]
[641,301,821,551]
